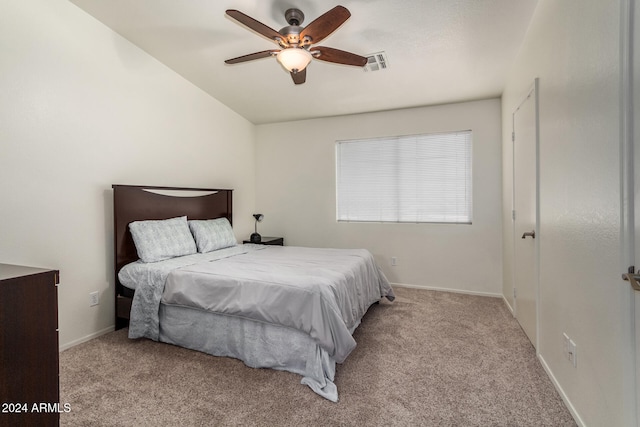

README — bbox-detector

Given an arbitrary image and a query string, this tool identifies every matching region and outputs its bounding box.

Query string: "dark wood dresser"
[0,264,60,426]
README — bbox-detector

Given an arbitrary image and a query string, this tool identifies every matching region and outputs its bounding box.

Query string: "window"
[336,130,472,224]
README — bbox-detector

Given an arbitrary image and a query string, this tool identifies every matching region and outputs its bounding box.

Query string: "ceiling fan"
[224,5,368,85]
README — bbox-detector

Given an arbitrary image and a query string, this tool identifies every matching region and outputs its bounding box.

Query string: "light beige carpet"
[60,287,576,426]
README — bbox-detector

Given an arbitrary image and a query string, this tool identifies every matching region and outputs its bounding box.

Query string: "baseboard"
[59,325,115,352]
[391,282,502,298]
[537,353,585,426]
[502,295,515,315]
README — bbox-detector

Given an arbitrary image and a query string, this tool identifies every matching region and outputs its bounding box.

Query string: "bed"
[112,184,394,401]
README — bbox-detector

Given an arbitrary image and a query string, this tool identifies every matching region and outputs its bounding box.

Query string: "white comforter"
[120,245,394,363]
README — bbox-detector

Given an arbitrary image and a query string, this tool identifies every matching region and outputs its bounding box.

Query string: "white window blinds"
[336,130,472,223]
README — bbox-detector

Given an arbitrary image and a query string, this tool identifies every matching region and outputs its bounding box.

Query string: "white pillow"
[188,218,237,253]
[129,216,197,263]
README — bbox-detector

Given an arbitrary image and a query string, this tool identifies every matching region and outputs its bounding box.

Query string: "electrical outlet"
[89,291,99,307]
[391,257,397,266]
[563,333,577,367]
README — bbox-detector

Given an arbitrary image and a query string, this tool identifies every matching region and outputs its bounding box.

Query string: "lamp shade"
[276,48,312,72]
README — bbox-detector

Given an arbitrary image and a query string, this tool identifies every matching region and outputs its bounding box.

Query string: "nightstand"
[243,236,284,246]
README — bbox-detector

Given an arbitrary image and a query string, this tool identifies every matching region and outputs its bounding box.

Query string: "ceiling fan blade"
[299,6,351,45]
[226,9,286,45]
[290,68,307,85]
[225,50,279,64]
[311,46,368,67]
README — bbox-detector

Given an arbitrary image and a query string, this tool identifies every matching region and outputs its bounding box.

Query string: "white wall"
[501,0,631,425]
[255,99,503,295]
[0,0,256,349]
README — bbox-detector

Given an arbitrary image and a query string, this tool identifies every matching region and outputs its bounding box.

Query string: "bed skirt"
[157,302,340,401]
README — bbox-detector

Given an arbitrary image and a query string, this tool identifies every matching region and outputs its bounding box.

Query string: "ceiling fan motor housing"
[279,26,302,45]
[280,9,306,46]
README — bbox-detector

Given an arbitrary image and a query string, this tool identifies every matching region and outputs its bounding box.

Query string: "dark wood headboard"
[112,184,233,329]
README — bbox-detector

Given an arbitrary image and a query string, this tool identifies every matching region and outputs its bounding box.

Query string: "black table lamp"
[251,214,264,243]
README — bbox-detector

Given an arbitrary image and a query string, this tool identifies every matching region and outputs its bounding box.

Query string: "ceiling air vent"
[363,51,388,72]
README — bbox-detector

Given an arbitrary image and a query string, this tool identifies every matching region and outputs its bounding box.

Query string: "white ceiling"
[69,0,538,124]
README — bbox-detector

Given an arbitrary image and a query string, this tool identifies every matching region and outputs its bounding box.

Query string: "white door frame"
[511,78,540,350]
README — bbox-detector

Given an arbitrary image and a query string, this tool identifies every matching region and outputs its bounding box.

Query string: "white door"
[632,108,640,422]
[625,0,639,422]
[632,31,640,421]
[512,80,538,348]
[632,0,640,418]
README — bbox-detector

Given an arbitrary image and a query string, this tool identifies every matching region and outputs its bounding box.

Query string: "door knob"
[521,230,535,239]
[622,273,640,291]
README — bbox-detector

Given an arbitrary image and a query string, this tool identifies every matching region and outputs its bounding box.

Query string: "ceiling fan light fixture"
[276,48,312,72]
